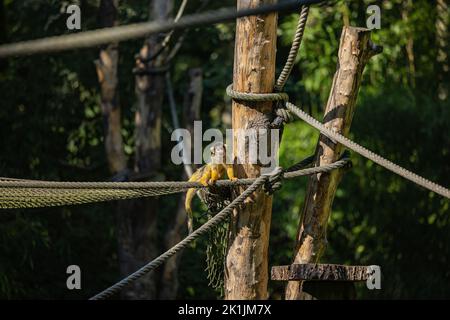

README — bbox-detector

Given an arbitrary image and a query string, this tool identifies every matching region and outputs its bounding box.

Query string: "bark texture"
[225,0,278,300]
[272,264,373,281]
[285,26,381,300]
[117,0,173,300]
[436,0,448,100]
[95,0,126,175]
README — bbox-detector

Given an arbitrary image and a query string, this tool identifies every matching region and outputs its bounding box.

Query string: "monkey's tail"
[185,188,196,234]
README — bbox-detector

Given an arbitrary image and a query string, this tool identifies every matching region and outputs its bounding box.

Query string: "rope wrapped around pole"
[226,85,450,199]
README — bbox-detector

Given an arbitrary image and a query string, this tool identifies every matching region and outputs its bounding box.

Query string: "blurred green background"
[0,0,449,299]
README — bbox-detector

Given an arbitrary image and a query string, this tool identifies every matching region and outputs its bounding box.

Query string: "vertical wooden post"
[225,0,278,300]
[285,26,381,300]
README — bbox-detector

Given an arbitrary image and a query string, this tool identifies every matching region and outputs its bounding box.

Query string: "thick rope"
[138,0,189,63]
[226,87,450,199]
[285,102,450,199]
[0,0,323,58]
[0,159,349,209]
[275,5,310,91]
[226,84,288,102]
[89,173,268,300]
[89,157,350,300]
[164,0,211,63]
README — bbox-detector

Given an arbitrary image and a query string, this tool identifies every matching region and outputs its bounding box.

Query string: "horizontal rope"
[285,102,450,199]
[89,154,348,300]
[0,158,350,209]
[226,84,288,102]
[226,84,292,126]
[0,0,323,58]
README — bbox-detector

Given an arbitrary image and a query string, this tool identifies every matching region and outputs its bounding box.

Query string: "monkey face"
[210,143,227,164]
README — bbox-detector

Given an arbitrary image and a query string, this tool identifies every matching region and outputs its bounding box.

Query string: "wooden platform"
[271,263,377,282]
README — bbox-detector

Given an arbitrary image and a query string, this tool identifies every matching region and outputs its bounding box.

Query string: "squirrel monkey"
[185,143,236,234]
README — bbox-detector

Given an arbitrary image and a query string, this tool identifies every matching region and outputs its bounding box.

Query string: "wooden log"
[272,264,374,281]
[225,0,278,300]
[285,26,382,300]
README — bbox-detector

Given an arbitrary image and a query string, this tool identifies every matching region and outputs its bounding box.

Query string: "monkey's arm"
[226,164,237,181]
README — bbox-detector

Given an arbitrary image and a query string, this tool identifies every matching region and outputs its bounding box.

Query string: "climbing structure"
[0,0,448,300]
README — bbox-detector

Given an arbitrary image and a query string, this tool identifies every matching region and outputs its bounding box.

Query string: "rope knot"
[262,166,284,195]
[226,84,292,129]
[276,105,295,122]
[226,84,289,103]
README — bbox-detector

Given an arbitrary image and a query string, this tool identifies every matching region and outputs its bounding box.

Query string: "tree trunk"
[0,0,6,44]
[285,26,380,300]
[225,0,278,300]
[183,68,203,144]
[401,0,415,89]
[94,0,130,299]
[436,0,448,101]
[0,0,8,71]
[95,0,127,175]
[117,0,173,300]
[159,68,203,299]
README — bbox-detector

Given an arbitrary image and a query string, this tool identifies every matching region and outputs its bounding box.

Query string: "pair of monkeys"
[185,143,236,234]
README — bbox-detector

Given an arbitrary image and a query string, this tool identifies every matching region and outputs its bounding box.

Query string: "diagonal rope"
[88,154,350,300]
[285,102,450,199]
[225,86,450,199]
[0,0,323,58]
[275,5,310,91]
[89,173,268,300]
[138,0,189,63]
[164,0,211,63]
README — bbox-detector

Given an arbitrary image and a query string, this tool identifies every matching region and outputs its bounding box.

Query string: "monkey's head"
[210,142,227,164]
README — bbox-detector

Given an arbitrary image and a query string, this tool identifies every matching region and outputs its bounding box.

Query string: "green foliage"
[0,0,448,299]
[272,0,450,299]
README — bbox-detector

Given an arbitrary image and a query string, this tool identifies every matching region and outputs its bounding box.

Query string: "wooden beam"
[225,0,278,300]
[285,26,382,300]
[272,264,375,281]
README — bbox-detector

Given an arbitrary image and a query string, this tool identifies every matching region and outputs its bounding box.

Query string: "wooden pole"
[285,26,381,300]
[225,0,278,300]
